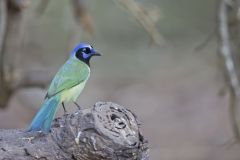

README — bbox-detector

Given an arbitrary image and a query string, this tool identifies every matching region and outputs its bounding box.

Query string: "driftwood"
[0,102,149,160]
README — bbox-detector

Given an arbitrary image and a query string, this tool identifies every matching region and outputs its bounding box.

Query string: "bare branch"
[71,0,94,36]
[68,0,95,53]
[194,28,216,51]
[114,0,165,46]
[35,0,50,16]
[218,0,240,140]
[7,0,29,11]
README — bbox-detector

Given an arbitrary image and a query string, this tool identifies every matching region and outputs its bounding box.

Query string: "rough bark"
[0,102,149,160]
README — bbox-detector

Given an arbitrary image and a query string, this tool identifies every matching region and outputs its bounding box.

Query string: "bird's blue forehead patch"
[71,43,93,57]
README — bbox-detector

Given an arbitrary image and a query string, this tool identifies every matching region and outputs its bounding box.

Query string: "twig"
[35,0,50,16]
[71,0,94,36]
[195,28,216,51]
[218,0,240,140]
[114,0,165,46]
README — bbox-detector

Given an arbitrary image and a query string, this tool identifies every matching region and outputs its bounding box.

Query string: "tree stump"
[0,102,149,160]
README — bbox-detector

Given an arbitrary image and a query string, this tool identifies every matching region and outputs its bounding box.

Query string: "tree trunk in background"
[0,0,27,108]
[0,0,52,108]
[0,102,149,160]
[0,0,9,108]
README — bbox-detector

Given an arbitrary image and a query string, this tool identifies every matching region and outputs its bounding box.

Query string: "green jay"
[28,43,101,133]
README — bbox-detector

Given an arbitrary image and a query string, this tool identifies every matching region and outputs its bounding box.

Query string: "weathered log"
[0,102,149,160]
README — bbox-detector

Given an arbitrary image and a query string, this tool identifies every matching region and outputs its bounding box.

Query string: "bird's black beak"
[92,51,101,56]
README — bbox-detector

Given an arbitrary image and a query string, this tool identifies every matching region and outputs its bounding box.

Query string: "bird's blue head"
[71,43,101,66]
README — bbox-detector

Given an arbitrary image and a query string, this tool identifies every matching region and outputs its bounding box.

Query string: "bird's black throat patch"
[75,49,90,66]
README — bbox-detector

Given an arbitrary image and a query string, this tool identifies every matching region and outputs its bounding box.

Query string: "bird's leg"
[62,102,67,114]
[74,102,82,110]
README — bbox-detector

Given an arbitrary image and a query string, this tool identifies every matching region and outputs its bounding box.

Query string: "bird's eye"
[85,47,91,54]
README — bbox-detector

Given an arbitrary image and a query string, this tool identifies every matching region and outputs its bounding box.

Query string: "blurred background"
[1,0,240,159]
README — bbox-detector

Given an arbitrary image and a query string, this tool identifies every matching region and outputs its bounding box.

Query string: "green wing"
[46,57,90,99]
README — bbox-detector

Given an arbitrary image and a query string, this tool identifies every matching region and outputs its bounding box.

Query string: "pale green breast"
[60,78,88,102]
[47,56,90,102]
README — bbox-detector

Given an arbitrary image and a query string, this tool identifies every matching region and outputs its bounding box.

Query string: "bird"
[27,43,101,133]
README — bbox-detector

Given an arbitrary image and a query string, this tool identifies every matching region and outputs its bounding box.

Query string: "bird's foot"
[74,102,82,110]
